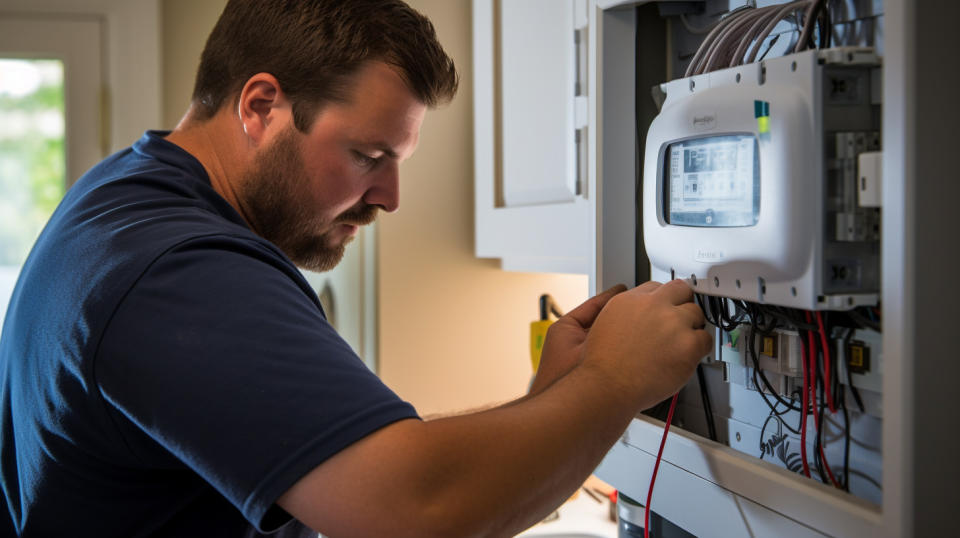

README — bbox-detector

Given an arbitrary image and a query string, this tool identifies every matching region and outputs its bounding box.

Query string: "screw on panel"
[736,432,742,442]
[736,73,741,83]
[690,79,696,92]
[791,61,797,72]
[791,286,797,297]
[714,277,719,287]
[735,279,741,289]
[758,277,766,301]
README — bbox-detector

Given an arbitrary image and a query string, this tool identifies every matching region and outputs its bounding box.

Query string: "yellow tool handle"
[529,320,553,372]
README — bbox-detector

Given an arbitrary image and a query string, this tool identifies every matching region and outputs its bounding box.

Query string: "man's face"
[238,62,427,271]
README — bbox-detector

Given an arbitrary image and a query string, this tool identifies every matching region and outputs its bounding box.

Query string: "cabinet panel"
[473,0,592,275]
[500,0,578,206]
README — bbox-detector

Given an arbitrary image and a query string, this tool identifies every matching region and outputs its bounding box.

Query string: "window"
[0,59,66,329]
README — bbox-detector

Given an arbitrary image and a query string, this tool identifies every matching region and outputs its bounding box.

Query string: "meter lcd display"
[664,134,760,227]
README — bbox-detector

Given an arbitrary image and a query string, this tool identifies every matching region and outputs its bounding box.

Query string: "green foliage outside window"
[0,59,66,266]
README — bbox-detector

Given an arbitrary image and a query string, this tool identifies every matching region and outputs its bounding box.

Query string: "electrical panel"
[593,2,890,535]
[643,44,885,505]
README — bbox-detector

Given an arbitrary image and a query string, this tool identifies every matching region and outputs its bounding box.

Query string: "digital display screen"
[664,135,760,227]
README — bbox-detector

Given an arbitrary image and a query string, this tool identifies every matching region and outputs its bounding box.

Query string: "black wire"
[695,294,712,324]
[818,311,840,409]
[750,303,778,334]
[747,321,803,416]
[758,407,783,461]
[759,387,802,463]
[848,308,881,332]
[819,0,832,49]
[763,305,817,331]
[718,297,748,332]
[697,364,718,442]
[813,335,828,484]
[538,294,565,321]
[815,400,828,484]
[758,414,773,460]
[756,33,780,62]
[692,297,803,430]
[840,383,851,492]
[828,317,842,410]
[808,0,828,50]
[695,295,861,490]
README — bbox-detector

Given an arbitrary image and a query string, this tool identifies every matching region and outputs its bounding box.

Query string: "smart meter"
[643,48,881,310]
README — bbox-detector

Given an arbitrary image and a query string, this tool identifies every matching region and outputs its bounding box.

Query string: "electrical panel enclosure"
[643,48,881,310]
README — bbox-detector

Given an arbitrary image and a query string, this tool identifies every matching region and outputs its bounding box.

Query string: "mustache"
[336,204,379,226]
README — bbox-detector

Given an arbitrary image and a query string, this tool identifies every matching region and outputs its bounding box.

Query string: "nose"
[363,161,400,213]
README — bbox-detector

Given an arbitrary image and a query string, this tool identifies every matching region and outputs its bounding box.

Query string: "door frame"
[0,0,161,153]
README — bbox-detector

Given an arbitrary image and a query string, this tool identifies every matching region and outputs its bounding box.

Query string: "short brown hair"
[191,0,459,131]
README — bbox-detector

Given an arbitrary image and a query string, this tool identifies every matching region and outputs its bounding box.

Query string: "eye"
[352,151,379,168]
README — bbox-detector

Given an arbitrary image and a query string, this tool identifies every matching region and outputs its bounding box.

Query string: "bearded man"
[0,1,711,536]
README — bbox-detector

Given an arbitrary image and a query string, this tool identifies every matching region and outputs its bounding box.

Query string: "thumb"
[564,284,628,329]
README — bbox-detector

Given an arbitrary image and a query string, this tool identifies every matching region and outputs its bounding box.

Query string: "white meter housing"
[643,48,881,310]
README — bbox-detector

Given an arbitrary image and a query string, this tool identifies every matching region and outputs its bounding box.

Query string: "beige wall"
[160,0,590,417]
[161,0,227,129]
[378,0,588,415]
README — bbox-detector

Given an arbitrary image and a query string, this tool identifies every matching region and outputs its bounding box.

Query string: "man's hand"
[582,279,713,411]
[279,279,712,538]
[529,284,627,396]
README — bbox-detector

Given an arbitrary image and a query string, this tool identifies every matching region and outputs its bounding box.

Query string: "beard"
[237,126,378,272]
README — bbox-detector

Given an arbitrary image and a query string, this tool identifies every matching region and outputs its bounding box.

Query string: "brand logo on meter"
[695,248,725,262]
[692,113,717,131]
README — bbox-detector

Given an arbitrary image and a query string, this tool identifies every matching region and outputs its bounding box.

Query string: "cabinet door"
[473,0,592,275]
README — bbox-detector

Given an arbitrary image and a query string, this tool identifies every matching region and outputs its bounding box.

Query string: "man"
[0,1,711,536]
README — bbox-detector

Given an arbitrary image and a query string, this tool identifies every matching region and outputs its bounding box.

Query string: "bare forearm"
[398,362,637,537]
[280,361,637,538]
[280,281,710,537]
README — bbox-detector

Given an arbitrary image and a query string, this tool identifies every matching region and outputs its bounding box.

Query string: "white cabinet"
[473,0,593,275]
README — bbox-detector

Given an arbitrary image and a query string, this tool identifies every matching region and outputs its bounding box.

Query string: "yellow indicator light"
[762,336,776,357]
[757,115,770,134]
[849,346,864,368]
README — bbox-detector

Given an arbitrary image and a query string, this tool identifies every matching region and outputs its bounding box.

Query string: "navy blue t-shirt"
[0,131,418,536]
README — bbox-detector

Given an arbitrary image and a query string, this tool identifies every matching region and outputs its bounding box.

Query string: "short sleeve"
[95,234,418,531]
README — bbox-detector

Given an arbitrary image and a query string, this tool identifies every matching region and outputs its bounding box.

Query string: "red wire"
[807,366,841,488]
[800,314,812,477]
[644,393,679,538]
[815,311,836,413]
[809,326,820,433]
[819,444,841,488]
[806,313,841,488]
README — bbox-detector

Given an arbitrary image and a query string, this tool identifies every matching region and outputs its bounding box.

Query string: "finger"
[691,328,714,359]
[677,302,706,328]
[633,280,662,293]
[564,284,627,328]
[655,278,695,305]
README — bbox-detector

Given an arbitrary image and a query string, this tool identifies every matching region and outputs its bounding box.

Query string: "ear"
[237,73,292,145]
